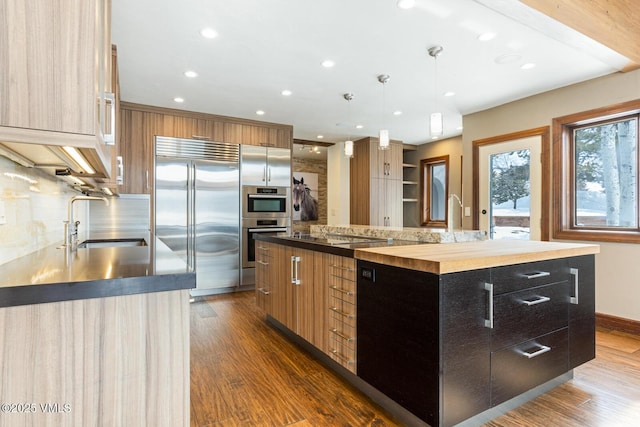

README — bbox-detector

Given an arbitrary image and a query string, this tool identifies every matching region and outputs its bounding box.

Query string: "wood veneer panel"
[355,240,599,274]
[0,290,190,427]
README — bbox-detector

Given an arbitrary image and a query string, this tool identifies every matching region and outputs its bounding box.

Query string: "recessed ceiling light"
[432,136,439,140]
[521,62,536,70]
[495,53,522,65]
[184,70,198,78]
[256,110,265,116]
[317,135,324,139]
[444,91,455,97]
[321,60,335,68]
[396,0,415,9]
[281,89,292,96]
[393,111,402,116]
[356,125,363,129]
[200,27,218,39]
[457,126,463,131]
[478,32,496,42]
[173,97,184,103]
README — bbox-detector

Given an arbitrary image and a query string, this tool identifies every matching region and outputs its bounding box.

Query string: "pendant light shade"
[343,93,355,158]
[428,46,444,138]
[377,74,391,150]
[379,129,390,150]
[430,112,443,137]
[344,140,354,157]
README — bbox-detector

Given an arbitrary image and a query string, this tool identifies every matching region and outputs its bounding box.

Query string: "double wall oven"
[241,186,291,285]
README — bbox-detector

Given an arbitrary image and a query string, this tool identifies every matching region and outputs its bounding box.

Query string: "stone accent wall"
[292,157,327,234]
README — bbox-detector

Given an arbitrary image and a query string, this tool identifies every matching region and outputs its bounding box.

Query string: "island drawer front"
[491,327,569,407]
[491,258,568,295]
[491,281,570,351]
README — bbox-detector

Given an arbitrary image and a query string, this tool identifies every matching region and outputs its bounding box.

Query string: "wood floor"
[190,291,640,426]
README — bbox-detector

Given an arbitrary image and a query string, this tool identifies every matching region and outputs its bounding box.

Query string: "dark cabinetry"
[357,255,595,426]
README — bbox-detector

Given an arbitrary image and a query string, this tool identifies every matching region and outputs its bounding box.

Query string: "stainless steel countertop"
[0,231,195,308]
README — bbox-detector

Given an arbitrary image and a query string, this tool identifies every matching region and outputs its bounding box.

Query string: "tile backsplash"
[0,155,86,265]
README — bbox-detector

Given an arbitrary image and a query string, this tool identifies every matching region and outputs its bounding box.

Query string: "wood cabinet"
[327,255,357,373]
[0,0,115,177]
[255,241,274,313]
[256,242,329,351]
[119,103,293,195]
[357,255,595,427]
[350,137,403,227]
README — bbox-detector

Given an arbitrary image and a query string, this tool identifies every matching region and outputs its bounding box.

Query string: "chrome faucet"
[63,196,109,249]
[448,193,463,231]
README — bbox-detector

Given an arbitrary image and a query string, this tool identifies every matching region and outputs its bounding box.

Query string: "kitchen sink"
[77,238,148,249]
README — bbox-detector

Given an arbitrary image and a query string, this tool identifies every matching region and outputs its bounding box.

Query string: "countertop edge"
[354,241,600,274]
[0,273,196,308]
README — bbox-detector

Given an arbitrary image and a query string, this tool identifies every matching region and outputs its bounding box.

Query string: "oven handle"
[247,194,287,199]
[248,228,289,233]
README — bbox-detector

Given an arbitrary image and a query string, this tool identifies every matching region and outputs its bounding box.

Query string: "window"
[420,155,449,227]
[553,100,640,242]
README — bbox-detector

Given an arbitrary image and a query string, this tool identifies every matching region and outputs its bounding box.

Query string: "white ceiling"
[112,0,628,146]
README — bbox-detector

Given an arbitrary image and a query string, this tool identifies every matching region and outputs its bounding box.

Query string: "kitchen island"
[0,233,194,427]
[254,234,599,426]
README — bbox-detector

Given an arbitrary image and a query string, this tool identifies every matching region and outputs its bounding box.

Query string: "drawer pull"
[520,271,551,279]
[484,282,494,329]
[330,328,354,342]
[257,245,270,252]
[570,268,579,304]
[330,264,355,272]
[256,260,269,266]
[257,287,270,295]
[329,307,354,319]
[330,348,355,364]
[329,285,354,296]
[519,295,551,306]
[519,344,551,359]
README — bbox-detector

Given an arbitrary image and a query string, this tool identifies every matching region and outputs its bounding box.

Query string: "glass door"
[478,136,542,240]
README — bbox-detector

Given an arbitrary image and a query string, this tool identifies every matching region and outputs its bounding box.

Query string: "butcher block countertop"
[354,239,600,274]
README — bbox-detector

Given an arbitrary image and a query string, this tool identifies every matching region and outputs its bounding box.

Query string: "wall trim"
[596,312,640,336]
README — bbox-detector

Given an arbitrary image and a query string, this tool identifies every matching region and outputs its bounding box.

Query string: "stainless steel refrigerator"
[155,136,240,295]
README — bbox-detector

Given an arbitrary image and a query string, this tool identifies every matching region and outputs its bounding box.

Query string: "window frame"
[420,155,449,228]
[553,99,640,243]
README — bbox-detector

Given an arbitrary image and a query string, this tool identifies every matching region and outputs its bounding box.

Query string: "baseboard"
[596,313,640,336]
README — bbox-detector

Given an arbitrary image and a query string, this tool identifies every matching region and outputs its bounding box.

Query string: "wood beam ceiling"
[521,0,640,71]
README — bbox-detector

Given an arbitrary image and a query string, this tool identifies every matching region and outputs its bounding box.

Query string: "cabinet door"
[441,269,492,426]
[387,142,404,180]
[292,247,316,344]
[385,178,403,227]
[269,244,295,329]
[1,0,106,136]
[567,255,596,369]
[369,178,385,226]
[272,127,292,149]
[120,109,161,194]
[242,125,270,146]
[223,123,243,144]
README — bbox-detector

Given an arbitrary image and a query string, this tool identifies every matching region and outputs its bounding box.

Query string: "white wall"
[462,68,640,321]
[327,142,351,225]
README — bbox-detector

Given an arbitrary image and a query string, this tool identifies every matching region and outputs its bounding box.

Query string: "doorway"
[473,127,550,241]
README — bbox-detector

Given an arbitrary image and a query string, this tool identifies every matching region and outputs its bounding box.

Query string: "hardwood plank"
[191,291,640,427]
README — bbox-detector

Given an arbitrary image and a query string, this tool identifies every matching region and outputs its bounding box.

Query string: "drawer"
[329,339,356,373]
[329,256,356,281]
[329,313,356,350]
[491,258,568,295]
[491,328,568,406]
[492,281,570,350]
[329,298,356,327]
[329,278,356,305]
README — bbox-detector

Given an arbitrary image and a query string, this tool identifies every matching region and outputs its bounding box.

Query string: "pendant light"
[377,74,390,150]
[428,46,444,138]
[343,93,354,158]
